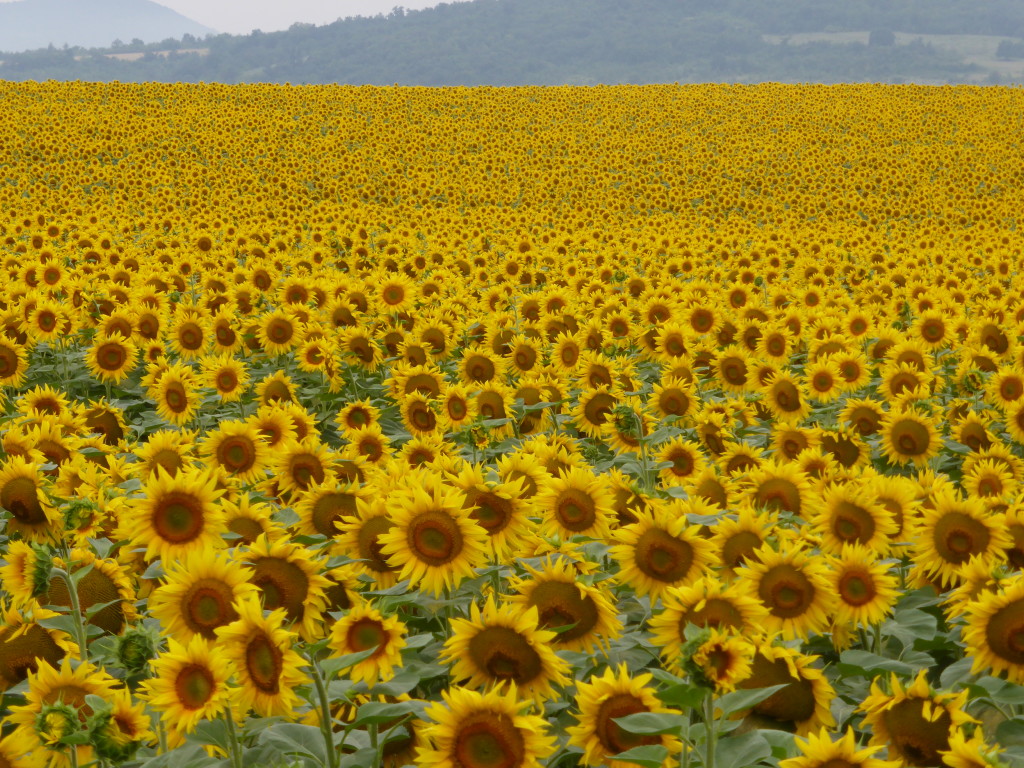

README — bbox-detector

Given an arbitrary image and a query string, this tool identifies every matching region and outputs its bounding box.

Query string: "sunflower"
[86,686,153,763]
[45,548,138,636]
[878,408,941,467]
[650,375,697,422]
[0,729,46,768]
[829,544,899,632]
[940,728,1002,768]
[215,599,309,717]
[152,361,201,426]
[133,428,196,479]
[961,572,1024,684]
[761,371,812,423]
[257,307,302,357]
[450,462,534,561]
[327,600,407,687]
[988,365,1024,411]
[169,311,209,360]
[255,369,296,406]
[125,465,225,563]
[84,334,138,384]
[336,498,401,588]
[378,480,489,597]
[7,657,120,768]
[200,354,250,402]
[804,356,844,403]
[572,385,620,439]
[345,423,393,465]
[567,665,680,768]
[335,399,381,436]
[771,426,819,462]
[780,727,899,768]
[0,602,77,689]
[962,457,1017,501]
[148,549,258,642]
[200,419,269,484]
[140,636,232,735]
[610,500,715,599]
[0,338,29,387]
[535,466,615,541]
[734,641,836,736]
[742,459,813,517]
[691,628,756,693]
[715,345,754,394]
[401,391,446,437]
[810,482,898,556]
[241,533,331,641]
[859,671,974,768]
[649,578,769,670]
[0,541,52,607]
[736,542,836,640]
[417,684,555,768]
[656,322,691,363]
[377,273,417,313]
[0,456,61,542]
[709,504,778,576]
[913,491,1011,589]
[292,477,369,541]
[79,398,128,446]
[552,332,582,372]
[507,557,622,653]
[441,597,570,703]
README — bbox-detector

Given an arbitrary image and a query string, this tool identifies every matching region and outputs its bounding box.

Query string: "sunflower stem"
[53,568,89,662]
[307,652,339,768]
[872,621,883,655]
[703,694,716,768]
[368,722,381,768]
[223,710,244,768]
[156,719,168,755]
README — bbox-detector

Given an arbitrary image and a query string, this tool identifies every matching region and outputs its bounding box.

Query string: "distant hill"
[1,0,1023,84]
[0,0,216,53]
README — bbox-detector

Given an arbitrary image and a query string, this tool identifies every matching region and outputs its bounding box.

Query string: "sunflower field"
[0,80,1022,768]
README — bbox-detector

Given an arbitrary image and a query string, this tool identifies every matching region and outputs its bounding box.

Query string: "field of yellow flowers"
[0,80,1022,768]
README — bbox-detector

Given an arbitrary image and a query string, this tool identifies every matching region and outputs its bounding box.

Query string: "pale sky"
[0,1,467,35]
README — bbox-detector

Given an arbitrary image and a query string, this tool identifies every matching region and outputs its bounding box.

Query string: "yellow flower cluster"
[0,80,1020,766]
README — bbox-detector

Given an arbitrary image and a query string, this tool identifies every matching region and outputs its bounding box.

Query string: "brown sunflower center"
[771,380,801,412]
[634,528,694,583]
[184,580,237,638]
[595,693,659,754]
[838,569,876,607]
[741,654,816,726]
[217,436,257,474]
[176,664,215,710]
[721,530,763,570]
[984,599,1024,664]
[685,596,746,630]
[163,381,189,413]
[891,419,930,457]
[754,477,802,514]
[178,322,204,350]
[933,511,990,563]
[357,516,398,573]
[250,556,309,623]
[1,475,45,523]
[266,319,293,345]
[408,510,464,565]
[467,626,542,685]
[658,388,690,417]
[245,633,282,693]
[759,564,814,618]
[454,713,525,768]
[216,370,240,392]
[554,489,598,532]
[467,491,512,535]
[152,493,205,543]
[287,453,325,491]
[583,392,617,428]
[831,500,876,544]
[530,580,598,642]
[346,617,386,655]
[311,492,356,538]
[881,699,953,766]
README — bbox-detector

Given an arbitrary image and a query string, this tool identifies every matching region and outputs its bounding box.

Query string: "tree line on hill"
[1,0,1021,85]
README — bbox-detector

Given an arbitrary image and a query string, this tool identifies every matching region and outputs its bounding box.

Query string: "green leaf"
[85,598,122,619]
[257,723,328,766]
[613,711,687,736]
[319,647,378,678]
[715,684,789,717]
[352,701,420,726]
[339,748,377,768]
[837,650,917,678]
[186,718,232,755]
[608,745,670,768]
[655,682,707,709]
[715,732,772,768]
[998,717,1024,747]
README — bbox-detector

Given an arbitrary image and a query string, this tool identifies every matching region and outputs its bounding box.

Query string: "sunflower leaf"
[714,683,789,717]
[257,723,329,766]
[608,744,670,768]
[351,700,421,726]
[715,732,773,768]
[613,711,687,735]
[319,647,379,678]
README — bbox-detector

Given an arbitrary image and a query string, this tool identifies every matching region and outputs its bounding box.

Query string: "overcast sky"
[0,1,466,35]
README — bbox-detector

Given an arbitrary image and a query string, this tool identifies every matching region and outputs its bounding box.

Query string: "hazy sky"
[0,1,466,35]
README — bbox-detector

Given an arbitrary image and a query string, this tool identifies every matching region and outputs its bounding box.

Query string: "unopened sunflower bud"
[116,625,159,674]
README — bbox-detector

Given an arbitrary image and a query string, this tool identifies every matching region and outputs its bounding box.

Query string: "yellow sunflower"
[148,549,259,642]
[85,333,138,384]
[610,500,716,600]
[859,671,974,768]
[200,353,250,402]
[125,465,225,563]
[0,456,61,542]
[378,480,489,597]
[828,544,900,632]
[215,599,309,717]
[691,628,756,693]
[417,684,555,768]
[441,597,570,703]
[336,497,401,588]
[760,371,812,423]
[139,635,233,735]
[809,482,898,556]
[200,419,269,484]
[781,727,899,768]
[962,572,1024,684]
[735,542,836,640]
[534,466,615,541]
[450,462,534,561]
[0,602,77,689]
[880,408,941,467]
[327,600,407,687]
[567,664,680,768]
[507,557,622,653]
